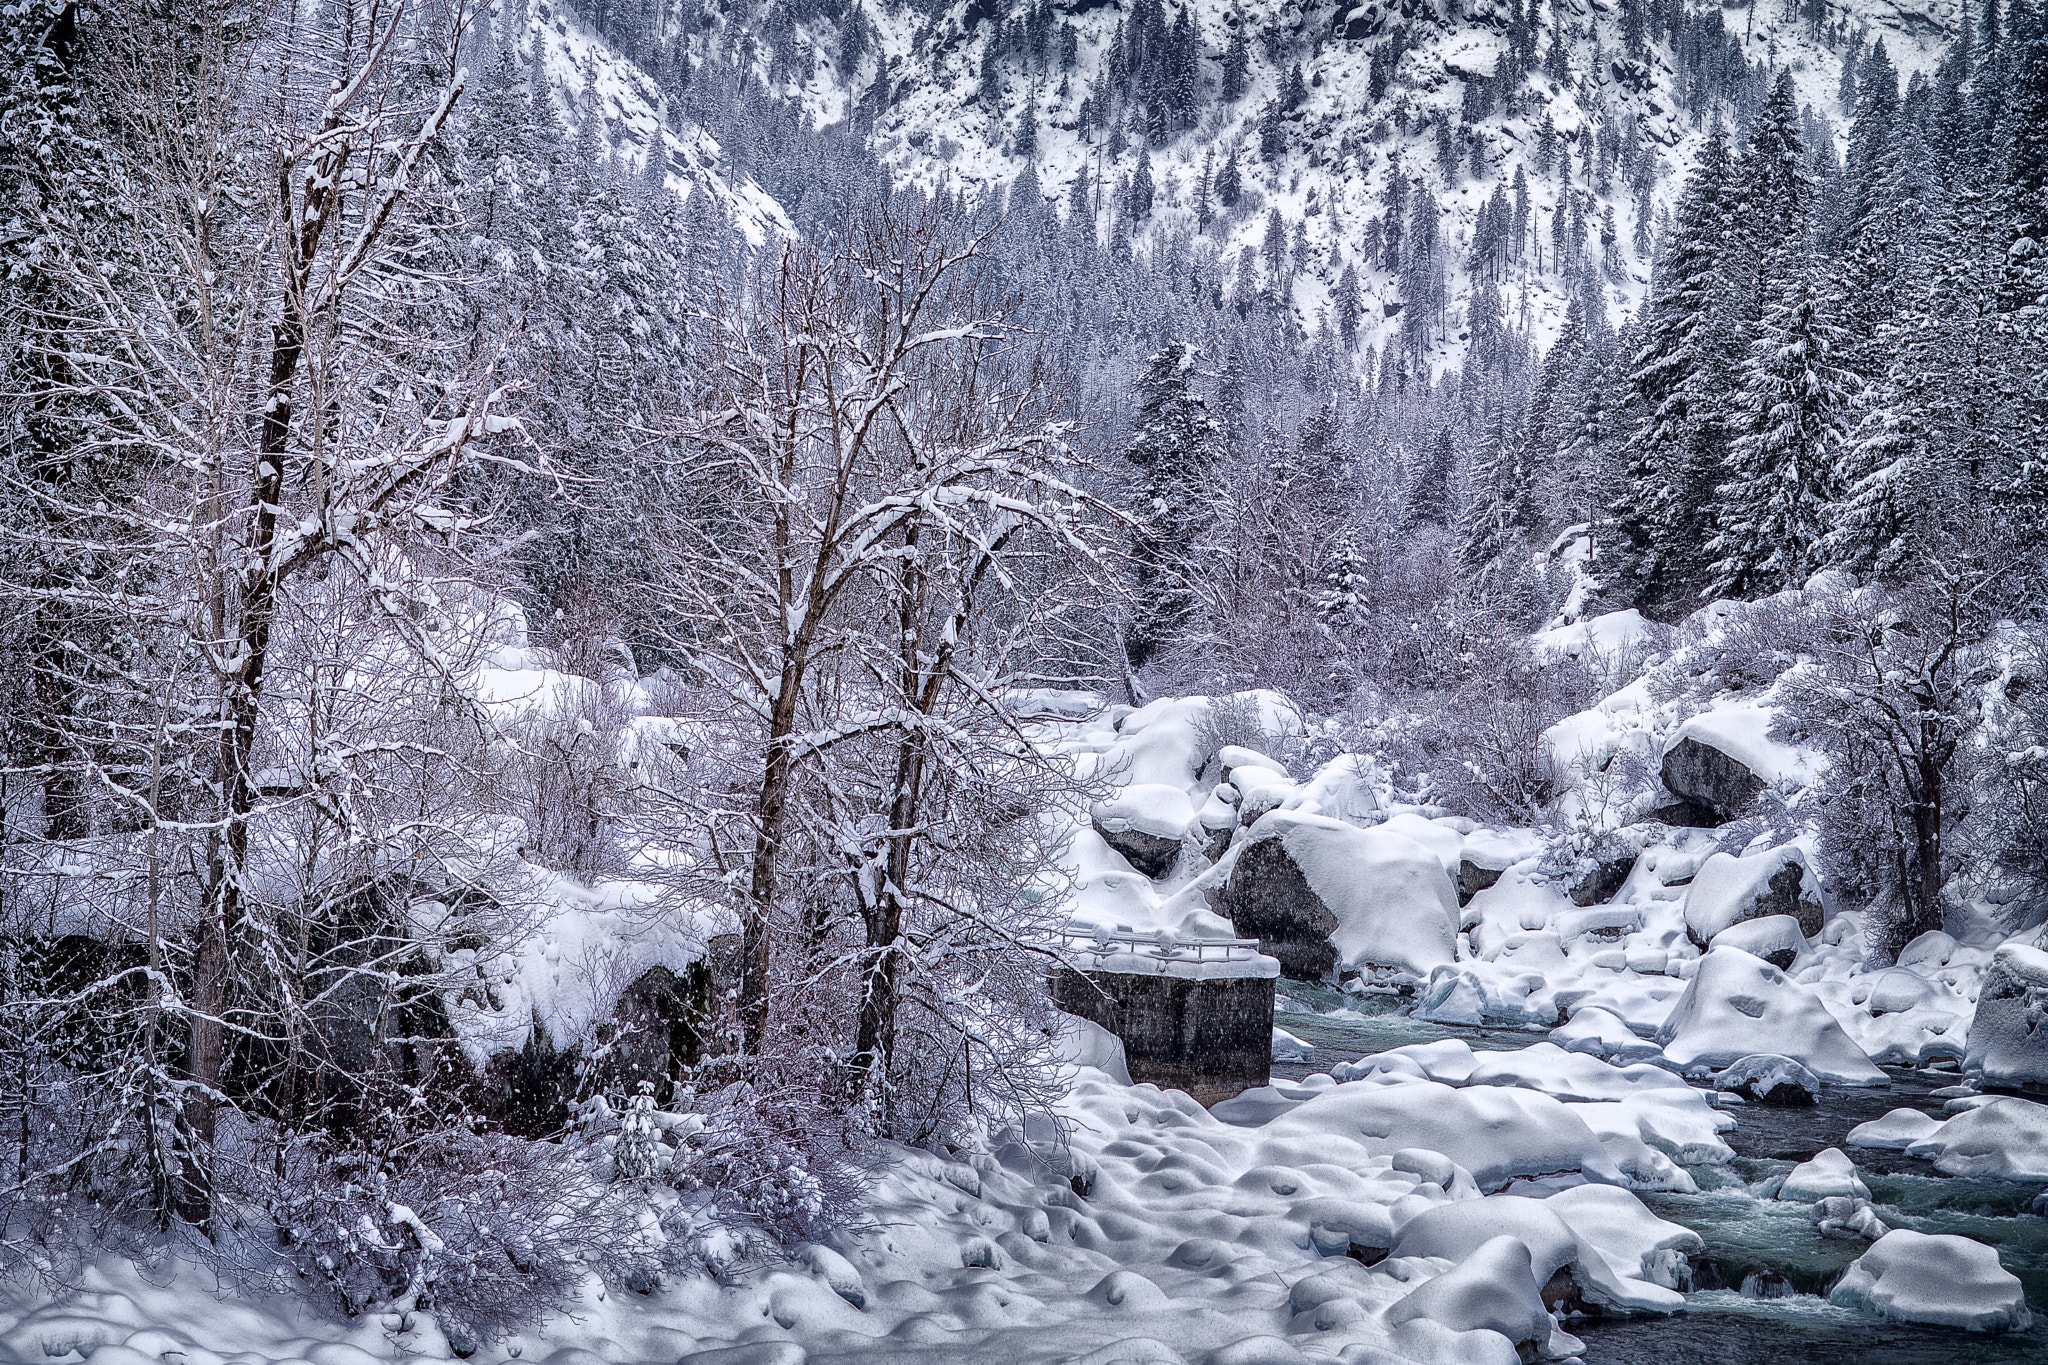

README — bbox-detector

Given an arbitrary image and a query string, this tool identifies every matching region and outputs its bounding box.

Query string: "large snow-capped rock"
[1901,1097,2048,1181]
[1217,810,1458,982]
[1089,783,1195,879]
[1653,946,1886,1085]
[1658,698,1823,827]
[1682,844,1825,943]
[1963,943,2048,1092]
[1829,1229,2032,1332]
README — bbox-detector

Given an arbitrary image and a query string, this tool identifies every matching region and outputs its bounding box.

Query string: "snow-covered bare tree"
[0,0,552,1251]
[646,201,1107,1143]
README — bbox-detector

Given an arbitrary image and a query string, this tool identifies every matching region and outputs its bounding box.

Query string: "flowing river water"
[1269,985,2048,1364]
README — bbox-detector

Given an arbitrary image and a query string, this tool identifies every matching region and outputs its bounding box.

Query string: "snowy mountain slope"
[606,0,1961,369]
[511,0,795,243]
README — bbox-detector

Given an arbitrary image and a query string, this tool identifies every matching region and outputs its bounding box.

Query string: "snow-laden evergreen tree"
[1400,426,1459,532]
[1724,72,1813,327]
[1317,533,1371,632]
[1708,265,1857,597]
[1125,342,1221,670]
[1459,417,1539,589]
[1611,127,1738,608]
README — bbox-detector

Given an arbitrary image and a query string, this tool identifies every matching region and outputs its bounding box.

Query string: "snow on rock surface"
[1653,947,1887,1085]
[1383,1235,1585,1359]
[1221,810,1458,982]
[1551,1006,1666,1066]
[1828,1229,2033,1332]
[1902,1097,2048,1181]
[1090,783,1197,879]
[1683,845,1826,943]
[1847,1107,1948,1150]
[1707,914,1808,971]
[1713,1053,1820,1106]
[1964,944,2048,1091]
[1776,1147,1871,1202]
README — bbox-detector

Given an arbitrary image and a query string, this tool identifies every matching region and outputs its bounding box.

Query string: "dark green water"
[1270,987,2048,1364]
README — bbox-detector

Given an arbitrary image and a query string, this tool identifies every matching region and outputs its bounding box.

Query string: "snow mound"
[1828,1229,2032,1332]
[1262,1080,1626,1191]
[1653,947,1886,1085]
[1383,1235,1584,1359]
[1903,1097,2048,1181]
[1549,1007,1664,1066]
[1846,1107,1947,1150]
[1777,1148,1870,1202]
[1707,914,1807,970]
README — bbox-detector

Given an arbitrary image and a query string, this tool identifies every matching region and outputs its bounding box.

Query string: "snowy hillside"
[512,0,794,243]
[565,0,1959,365]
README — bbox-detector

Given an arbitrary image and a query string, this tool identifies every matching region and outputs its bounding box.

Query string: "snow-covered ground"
[13,588,2048,1361]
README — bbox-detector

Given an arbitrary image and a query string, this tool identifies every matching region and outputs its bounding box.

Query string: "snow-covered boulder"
[1389,1195,1685,1314]
[1456,831,1526,906]
[1658,703,1812,826]
[1829,1229,2032,1332]
[1777,1147,1870,1202]
[1707,914,1806,970]
[1814,1195,1889,1242]
[1846,1107,1946,1150]
[1903,1097,2048,1181]
[1551,1006,1665,1065]
[1383,1235,1585,1360]
[1714,1053,1820,1106]
[1682,845,1825,943]
[1653,947,1887,1085]
[1088,784,1194,880]
[1963,944,2048,1092]
[1860,967,1942,1016]
[1216,810,1458,983]
[1898,930,1959,969]
[1542,1183,1703,1292]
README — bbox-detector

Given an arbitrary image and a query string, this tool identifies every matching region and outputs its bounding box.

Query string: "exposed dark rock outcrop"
[1659,736,1765,827]
[1457,858,1505,906]
[1213,836,1340,980]
[1091,819,1183,880]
